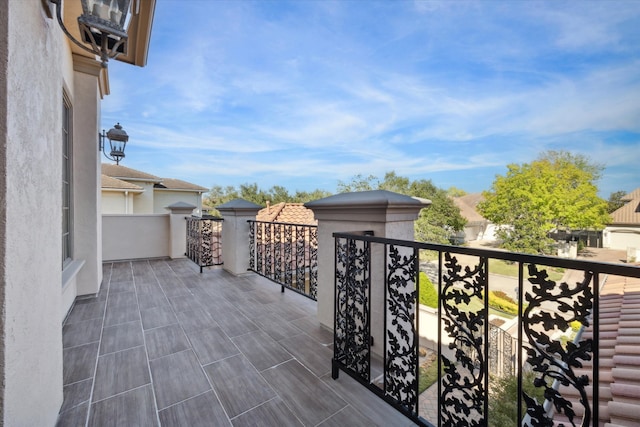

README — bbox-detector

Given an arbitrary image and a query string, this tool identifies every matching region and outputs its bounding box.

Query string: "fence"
[185,216,223,272]
[331,231,640,426]
[248,220,318,300]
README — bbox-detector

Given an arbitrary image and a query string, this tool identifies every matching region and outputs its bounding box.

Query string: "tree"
[607,190,628,213]
[478,151,610,254]
[339,172,467,244]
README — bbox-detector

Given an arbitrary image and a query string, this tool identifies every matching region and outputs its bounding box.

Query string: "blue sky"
[102,0,640,197]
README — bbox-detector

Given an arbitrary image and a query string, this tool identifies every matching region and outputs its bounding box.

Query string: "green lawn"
[489,259,564,282]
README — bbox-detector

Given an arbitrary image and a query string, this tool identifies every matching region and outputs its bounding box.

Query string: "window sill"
[62,259,85,289]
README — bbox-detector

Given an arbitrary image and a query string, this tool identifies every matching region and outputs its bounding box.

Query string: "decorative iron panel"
[440,252,487,427]
[384,244,419,414]
[522,264,595,427]
[247,220,318,301]
[334,236,371,379]
[185,216,223,273]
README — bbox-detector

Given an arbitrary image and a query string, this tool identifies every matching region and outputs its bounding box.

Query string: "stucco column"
[306,190,430,355]
[217,199,262,276]
[167,202,196,259]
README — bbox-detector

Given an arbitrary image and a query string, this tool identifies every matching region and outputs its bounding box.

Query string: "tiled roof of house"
[101,164,162,182]
[154,178,208,192]
[610,188,640,225]
[557,270,640,426]
[453,193,487,223]
[256,202,317,225]
[101,175,143,191]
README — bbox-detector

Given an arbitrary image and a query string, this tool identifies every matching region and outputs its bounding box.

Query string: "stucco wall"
[102,215,170,261]
[102,191,136,214]
[0,2,65,424]
[154,190,202,215]
[133,182,156,213]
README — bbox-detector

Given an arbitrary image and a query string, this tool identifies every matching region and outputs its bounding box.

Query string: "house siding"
[1,2,64,424]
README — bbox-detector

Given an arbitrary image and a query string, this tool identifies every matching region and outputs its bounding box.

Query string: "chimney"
[267,200,271,214]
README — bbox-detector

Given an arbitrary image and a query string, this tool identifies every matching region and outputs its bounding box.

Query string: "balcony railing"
[185,215,223,272]
[248,220,318,300]
[331,231,640,426]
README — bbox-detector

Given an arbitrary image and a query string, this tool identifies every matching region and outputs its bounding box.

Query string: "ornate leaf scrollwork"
[309,227,318,299]
[440,252,487,427]
[385,245,418,414]
[523,264,594,427]
[334,237,370,379]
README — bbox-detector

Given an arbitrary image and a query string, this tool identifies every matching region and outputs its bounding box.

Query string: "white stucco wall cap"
[166,201,196,214]
[305,190,431,223]
[217,198,263,216]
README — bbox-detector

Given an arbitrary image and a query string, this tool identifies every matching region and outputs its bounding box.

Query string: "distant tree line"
[203,172,467,244]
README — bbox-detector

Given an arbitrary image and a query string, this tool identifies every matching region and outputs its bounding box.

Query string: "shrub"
[488,371,547,427]
[488,291,518,315]
[419,272,438,308]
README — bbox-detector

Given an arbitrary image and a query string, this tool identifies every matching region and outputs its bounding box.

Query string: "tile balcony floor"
[57,259,415,427]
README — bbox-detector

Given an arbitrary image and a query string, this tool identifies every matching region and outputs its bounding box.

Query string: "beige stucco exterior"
[0,2,155,424]
[154,189,204,215]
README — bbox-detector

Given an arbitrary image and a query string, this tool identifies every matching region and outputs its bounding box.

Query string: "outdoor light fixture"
[99,123,129,165]
[50,0,131,67]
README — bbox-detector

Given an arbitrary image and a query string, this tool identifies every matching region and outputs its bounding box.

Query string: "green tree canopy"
[478,151,610,254]
[339,172,467,244]
[607,190,628,213]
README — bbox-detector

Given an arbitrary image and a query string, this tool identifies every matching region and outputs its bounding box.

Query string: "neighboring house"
[101,164,208,215]
[604,187,640,254]
[0,2,155,425]
[256,201,317,224]
[452,193,498,242]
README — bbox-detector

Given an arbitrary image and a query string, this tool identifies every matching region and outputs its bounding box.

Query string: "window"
[62,96,72,267]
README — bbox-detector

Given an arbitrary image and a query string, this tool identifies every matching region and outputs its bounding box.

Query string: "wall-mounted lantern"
[100,123,129,165]
[50,0,131,67]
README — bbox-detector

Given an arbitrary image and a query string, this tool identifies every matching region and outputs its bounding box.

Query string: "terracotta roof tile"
[256,202,316,225]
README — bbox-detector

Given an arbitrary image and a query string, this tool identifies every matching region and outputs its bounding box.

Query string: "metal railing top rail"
[332,231,640,278]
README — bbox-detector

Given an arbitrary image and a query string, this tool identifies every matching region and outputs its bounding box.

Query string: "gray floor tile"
[203,354,276,418]
[279,333,333,377]
[60,379,92,413]
[158,391,230,427]
[175,307,218,333]
[63,342,99,385]
[89,385,157,427]
[292,316,334,344]
[320,371,414,427]
[137,290,170,311]
[104,303,140,327]
[135,281,163,294]
[145,324,191,360]
[230,398,303,427]
[109,280,135,294]
[110,262,133,282]
[93,346,151,401]
[187,326,240,365]
[251,312,303,341]
[261,360,346,426]
[160,283,192,298]
[213,308,259,338]
[65,301,106,325]
[317,405,379,427]
[141,306,178,330]
[56,402,89,427]
[168,294,201,313]
[231,330,293,371]
[106,290,137,309]
[100,320,144,355]
[150,349,211,410]
[63,318,102,348]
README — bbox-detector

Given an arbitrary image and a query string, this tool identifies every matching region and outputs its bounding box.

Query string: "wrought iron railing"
[185,216,223,273]
[331,231,640,427]
[248,220,318,300]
